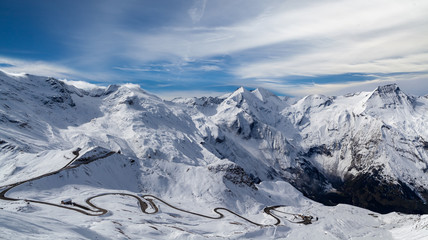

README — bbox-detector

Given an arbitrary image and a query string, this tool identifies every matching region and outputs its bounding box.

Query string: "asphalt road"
[0,149,316,226]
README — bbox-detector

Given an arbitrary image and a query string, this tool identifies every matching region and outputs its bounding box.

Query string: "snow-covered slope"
[1,70,428,239]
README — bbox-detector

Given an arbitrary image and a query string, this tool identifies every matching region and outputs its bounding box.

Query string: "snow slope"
[1,70,428,239]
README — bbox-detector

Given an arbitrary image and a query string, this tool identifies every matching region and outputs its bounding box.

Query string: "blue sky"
[1,0,427,98]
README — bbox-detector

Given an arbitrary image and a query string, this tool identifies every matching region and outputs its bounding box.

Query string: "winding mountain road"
[0,150,316,226]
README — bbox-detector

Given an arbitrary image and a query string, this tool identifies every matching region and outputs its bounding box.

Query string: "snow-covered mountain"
[176,83,428,214]
[1,70,428,239]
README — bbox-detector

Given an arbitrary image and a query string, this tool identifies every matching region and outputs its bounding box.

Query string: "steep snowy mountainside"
[284,85,428,213]
[213,87,288,127]
[177,84,428,214]
[0,71,105,152]
[0,72,193,158]
[362,84,416,112]
[178,88,334,203]
[0,71,255,206]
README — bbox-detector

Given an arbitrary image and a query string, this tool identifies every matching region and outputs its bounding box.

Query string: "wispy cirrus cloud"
[188,0,207,24]
[122,0,428,64]
[106,0,428,97]
[1,0,427,97]
[0,56,77,78]
[240,72,428,97]
[0,56,122,84]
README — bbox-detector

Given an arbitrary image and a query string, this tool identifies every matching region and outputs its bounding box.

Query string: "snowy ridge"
[1,70,428,239]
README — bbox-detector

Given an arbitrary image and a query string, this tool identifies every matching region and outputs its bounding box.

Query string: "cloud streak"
[240,72,428,97]
[0,56,126,85]
[110,0,428,97]
[0,56,77,79]
[1,0,427,97]
[124,1,428,63]
[188,0,207,23]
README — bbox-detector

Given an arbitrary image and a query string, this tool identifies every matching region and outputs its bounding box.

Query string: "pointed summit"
[251,88,280,103]
[374,84,400,95]
[224,87,253,107]
[226,87,284,105]
[228,86,250,98]
[364,84,414,110]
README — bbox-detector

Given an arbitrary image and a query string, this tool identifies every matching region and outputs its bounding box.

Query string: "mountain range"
[1,70,427,239]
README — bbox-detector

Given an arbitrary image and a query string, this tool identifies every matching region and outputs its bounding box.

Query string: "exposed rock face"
[43,77,76,108]
[341,170,428,214]
[208,163,258,190]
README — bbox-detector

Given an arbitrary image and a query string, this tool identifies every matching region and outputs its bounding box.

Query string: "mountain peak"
[225,86,252,103]
[227,87,282,103]
[230,86,250,96]
[373,83,400,94]
[364,84,414,110]
[251,88,279,102]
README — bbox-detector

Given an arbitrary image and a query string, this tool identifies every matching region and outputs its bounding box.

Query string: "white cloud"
[188,0,207,23]
[3,0,428,98]
[233,27,428,79]
[193,65,221,71]
[60,79,105,90]
[241,72,428,97]
[0,56,77,79]
[120,0,428,81]
[235,52,428,79]
[114,66,164,72]
[0,56,124,83]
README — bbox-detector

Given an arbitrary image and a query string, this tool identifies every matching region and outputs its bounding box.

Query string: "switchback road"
[0,150,317,226]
